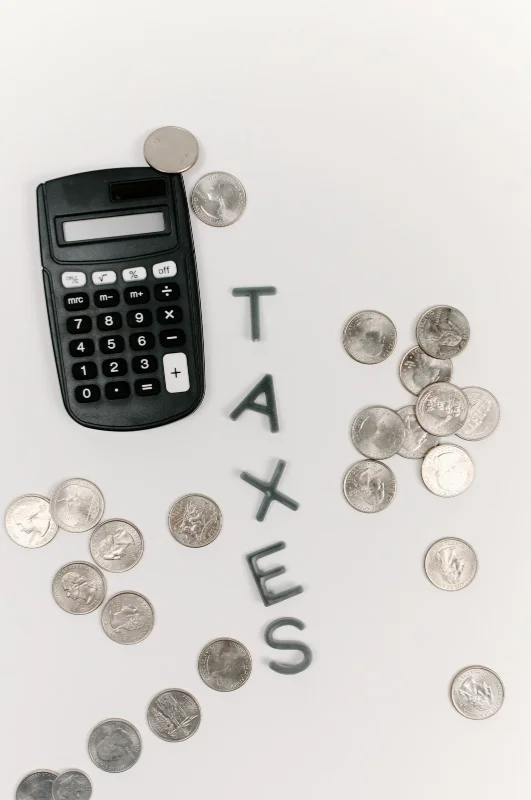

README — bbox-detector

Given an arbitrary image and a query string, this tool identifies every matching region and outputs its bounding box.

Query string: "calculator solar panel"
[37,167,205,431]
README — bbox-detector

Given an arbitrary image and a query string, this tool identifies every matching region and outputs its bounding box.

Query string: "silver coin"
[421,444,474,497]
[343,460,397,513]
[88,718,141,772]
[143,126,199,173]
[342,310,397,365]
[168,494,222,548]
[451,666,504,720]
[397,406,439,459]
[456,387,500,441]
[90,519,144,573]
[399,346,452,395]
[16,770,58,800]
[416,382,468,435]
[198,638,252,692]
[52,561,106,615]
[50,478,104,533]
[191,172,246,227]
[147,689,201,742]
[5,495,58,548]
[52,769,92,800]
[101,591,154,645]
[425,538,477,591]
[417,305,470,359]
[351,406,405,459]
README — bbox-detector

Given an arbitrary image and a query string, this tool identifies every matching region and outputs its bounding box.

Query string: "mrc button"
[64,292,89,310]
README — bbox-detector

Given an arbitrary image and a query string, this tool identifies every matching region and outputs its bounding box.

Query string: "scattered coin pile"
[6,481,252,797]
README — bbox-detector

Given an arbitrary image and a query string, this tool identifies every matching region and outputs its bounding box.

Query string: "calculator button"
[163,352,190,393]
[132,355,158,374]
[95,289,119,308]
[157,306,182,325]
[62,271,86,288]
[97,312,122,331]
[75,384,100,403]
[69,338,95,357]
[72,361,97,380]
[153,260,177,279]
[155,282,179,302]
[135,378,161,396]
[100,335,125,354]
[105,381,131,400]
[102,358,128,377]
[92,270,117,285]
[64,292,89,311]
[130,332,155,351]
[124,286,150,305]
[159,329,186,348]
[122,267,147,282]
[66,315,92,334]
[127,309,152,328]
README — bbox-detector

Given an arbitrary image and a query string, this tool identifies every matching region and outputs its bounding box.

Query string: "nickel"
[90,519,144,573]
[52,770,92,800]
[342,310,396,365]
[101,591,154,645]
[143,126,199,173]
[425,538,477,591]
[399,345,452,395]
[52,561,106,615]
[416,305,470,359]
[416,382,468,435]
[191,172,246,227]
[50,478,104,533]
[16,771,58,800]
[397,406,439,459]
[147,689,201,742]
[421,444,474,497]
[169,494,222,548]
[198,638,252,692]
[343,460,396,513]
[451,666,504,720]
[351,406,405,459]
[88,718,141,772]
[456,387,500,441]
[5,495,58,548]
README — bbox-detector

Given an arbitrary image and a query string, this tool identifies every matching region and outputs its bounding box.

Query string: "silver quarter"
[351,406,405,459]
[421,444,474,497]
[343,460,397,513]
[52,769,92,800]
[5,495,58,548]
[397,406,439,459]
[451,666,504,720]
[90,519,144,573]
[399,346,452,395]
[342,310,397,365]
[147,689,201,742]
[168,494,222,548]
[191,172,246,227]
[425,538,477,591]
[416,305,470,359]
[198,638,252,692]
[101,591,154,645]
[143,126,199,173]
[52,561,106,615]
[50,478,104,533]
[416,382,468,435]
[88,718,141,772]
[16,770,58,800]
[456,387,500,441]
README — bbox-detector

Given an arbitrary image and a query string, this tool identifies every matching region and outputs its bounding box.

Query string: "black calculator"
[37,167,205,431]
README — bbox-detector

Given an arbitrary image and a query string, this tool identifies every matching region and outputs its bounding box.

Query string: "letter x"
[240,459,299,521]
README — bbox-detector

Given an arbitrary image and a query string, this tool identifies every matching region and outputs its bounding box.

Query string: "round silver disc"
[424,538,477,590]
[144,126,199,173]
[88,718,142,772]
[52,561,106,615]
[342,310,397,364]
[198,638,252,692]
[456,387,500,441]
[147,689,201,742]
[421,444,475,497]
[5,494,58,548]
[191,172,246,227]
[50,478,104,533]
[451,666,504,720]
[343,460,397,513]
[351,406,405,459]
[90,518,144,573]
[101,591,154,645]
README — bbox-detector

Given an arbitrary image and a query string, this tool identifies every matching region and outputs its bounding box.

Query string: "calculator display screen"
[62,211,165,242]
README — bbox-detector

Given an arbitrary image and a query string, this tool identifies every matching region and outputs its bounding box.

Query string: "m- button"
[152,260,177,279]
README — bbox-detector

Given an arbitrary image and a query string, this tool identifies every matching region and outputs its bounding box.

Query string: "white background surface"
[0,1,528,797]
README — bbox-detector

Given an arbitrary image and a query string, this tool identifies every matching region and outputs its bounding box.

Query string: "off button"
[153,260,177,278]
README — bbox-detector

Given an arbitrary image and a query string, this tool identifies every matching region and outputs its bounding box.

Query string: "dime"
[342,310,397,365]
[143,126,199,173]
[191,172,246,227]
[343,460,396,513]
[52,561,106,614]
[101,591,154,645]
[88,718,141,772]
[416,305,470,359]
[168,494,222,548]
[456,387,500,441]
[451,666,504,720]
[52,769,92,800]
[397,406,439,459]
[50,478,104,533]
[421,444,474,497]
[5,495,58,548]
[198,638,252,692]
[147,689,201,742]
[416,382,468,435]
[90,519,144,573]
[424,538,477,590]
[399,346,452,396]
[351,406,405,459]
[16,770,58,800]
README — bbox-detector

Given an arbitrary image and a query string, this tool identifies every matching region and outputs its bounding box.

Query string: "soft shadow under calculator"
[37,167,205,431]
